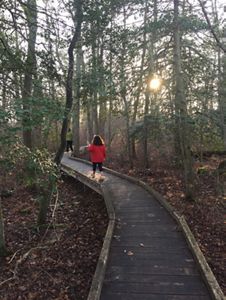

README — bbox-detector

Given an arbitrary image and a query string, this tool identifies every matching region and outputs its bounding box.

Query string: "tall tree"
[107,16,114,152]
[143,0,158,168]
[131,0,149,159]
[22,0,38,149]
[55,0,83,164]
[173,0,194,200]
[73,45,83,156]
[120,4,133,168]
[219,26,226,147]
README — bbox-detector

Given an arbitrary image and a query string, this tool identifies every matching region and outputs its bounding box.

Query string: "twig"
[0,276,15,287]
[51,188,59,221]
[41,188,59,242]
[8,249,21,264]
[13,246,47,275]
[0,246,47,287]
[42,270,55,282]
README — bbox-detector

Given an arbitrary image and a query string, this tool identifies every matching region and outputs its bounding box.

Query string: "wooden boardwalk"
[61,155,214,300]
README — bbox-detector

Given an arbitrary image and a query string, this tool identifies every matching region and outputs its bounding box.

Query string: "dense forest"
[0,0,225,298]
[1,0,226,194]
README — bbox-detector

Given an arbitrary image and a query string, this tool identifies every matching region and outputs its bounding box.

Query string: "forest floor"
[106,154,226,295]
[0,154,225,299]
[0,175,108,300]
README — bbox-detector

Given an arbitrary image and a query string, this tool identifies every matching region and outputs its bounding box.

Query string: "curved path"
[61,155,219,300]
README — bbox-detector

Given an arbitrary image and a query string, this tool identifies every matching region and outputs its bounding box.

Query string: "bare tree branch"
[198,0,226,53]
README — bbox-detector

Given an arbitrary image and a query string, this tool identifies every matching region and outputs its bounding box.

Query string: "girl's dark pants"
[92,162,103,172]
[66,141,73,152]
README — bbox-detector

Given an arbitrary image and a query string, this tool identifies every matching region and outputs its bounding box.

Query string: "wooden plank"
[100,291,210,300]
[113,232,180,239]
[110,245,191,256]
[113,225,182,238]
[114,222,179,231]
[111,234,186,245]
[111,235,188,248]
[106,265,199,276]
[104,273,206,289]
[101,281,209,296]
[116,211,173,221]
[115,218,174,225]
[114,200,162,207]
[116,205,166,212]
[107,253,195,267]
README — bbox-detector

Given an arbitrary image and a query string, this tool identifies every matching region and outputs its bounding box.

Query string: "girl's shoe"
[99,175,104,182]
[91,173,95,178]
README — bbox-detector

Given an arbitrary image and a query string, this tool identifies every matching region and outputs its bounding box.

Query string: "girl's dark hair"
[92,135,104,146]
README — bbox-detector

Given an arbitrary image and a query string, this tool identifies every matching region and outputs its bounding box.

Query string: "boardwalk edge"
[87,184,116,300]
[141,183,225,300]
[178,216,225,300]
[61,164,102,195]
[61,158,116,300]
[87,219,115,300]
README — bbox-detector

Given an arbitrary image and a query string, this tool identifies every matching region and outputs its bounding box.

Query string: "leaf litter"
[0,175,108,300]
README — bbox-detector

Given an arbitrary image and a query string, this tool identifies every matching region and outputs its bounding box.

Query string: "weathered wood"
[106,264,199,277]
[106,254,195,269]
[87,219,115,300]
[101,281,208,295]
[111,235,188,248]
[110,245,190,255]
[100,292,209,300]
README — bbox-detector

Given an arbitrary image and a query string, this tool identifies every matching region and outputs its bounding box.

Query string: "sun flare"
[149,77,162,91]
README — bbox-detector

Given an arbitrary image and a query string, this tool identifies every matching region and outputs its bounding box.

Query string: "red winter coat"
[88,144,106,163]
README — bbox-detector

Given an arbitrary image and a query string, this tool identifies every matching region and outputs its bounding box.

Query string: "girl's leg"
[92,163,97,177]
[70,141,73,151]
[98,163,103,177]
[98,163,105,181]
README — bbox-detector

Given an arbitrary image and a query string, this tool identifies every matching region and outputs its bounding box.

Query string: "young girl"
[87,135,106,179]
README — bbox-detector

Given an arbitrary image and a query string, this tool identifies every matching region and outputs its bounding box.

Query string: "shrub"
[8,142,59,226]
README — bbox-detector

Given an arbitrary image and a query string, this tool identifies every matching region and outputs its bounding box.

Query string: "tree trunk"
[143,0,157,167]
[37,185,53,226]
[14,0,21,100]
[98,41,107,137]
[131,0,148,159]
[108,23,113,153]
[73,46,82,156]
[22,0,37,149]
[173,0,195,200]
[0,197,8,257]
[87,101,93,142]
[121,5,133,168]
[219,27,226,148]
[2,74,7,110]
[54,0,83,164]
[33,76,43,148]
[143,91,149,168]
[91,43,99,134]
